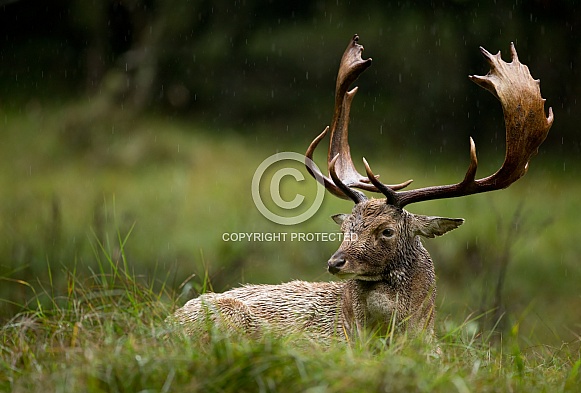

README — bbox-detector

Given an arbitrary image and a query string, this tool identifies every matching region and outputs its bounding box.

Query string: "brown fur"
[169,199,462,340]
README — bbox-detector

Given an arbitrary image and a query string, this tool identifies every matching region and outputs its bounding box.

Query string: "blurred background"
[0,0,579,346]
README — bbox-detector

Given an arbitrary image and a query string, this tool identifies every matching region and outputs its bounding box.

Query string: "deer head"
[307,35,553,280]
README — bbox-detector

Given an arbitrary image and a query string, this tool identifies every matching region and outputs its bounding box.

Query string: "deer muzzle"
[327,251,347,275]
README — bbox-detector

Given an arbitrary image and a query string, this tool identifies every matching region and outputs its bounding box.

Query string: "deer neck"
[341,279,405,336]
[339,239,435,336]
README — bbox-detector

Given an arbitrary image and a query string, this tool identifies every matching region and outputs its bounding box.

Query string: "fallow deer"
[170,35,553,340]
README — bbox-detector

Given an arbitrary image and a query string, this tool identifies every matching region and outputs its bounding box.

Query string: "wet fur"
[169,199,462,340]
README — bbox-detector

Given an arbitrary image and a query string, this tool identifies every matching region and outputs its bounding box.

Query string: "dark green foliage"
[0,0,579,153]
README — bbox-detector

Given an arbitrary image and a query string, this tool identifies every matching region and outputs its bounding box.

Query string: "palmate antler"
[308,36,554,207]
[305,35,412,203]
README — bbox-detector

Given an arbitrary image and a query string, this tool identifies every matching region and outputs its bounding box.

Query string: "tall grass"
[1,238,579,392]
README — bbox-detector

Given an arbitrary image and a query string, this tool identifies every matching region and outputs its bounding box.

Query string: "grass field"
[1,107,580,391]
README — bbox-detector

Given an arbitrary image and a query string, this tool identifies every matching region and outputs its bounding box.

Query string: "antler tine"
[329,154,367,203]
[385,43,553,208]
[362,158,398,206]
[306,34,412,201]
[305,126,346,198]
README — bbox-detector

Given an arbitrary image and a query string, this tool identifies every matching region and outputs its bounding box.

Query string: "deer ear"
[412,215,464,238]
[331,214,349,226]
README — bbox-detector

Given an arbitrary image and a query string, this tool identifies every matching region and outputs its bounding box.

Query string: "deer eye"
[381,228,394,238]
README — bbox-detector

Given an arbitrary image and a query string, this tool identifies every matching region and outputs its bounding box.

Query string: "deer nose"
[328,253,346,275]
